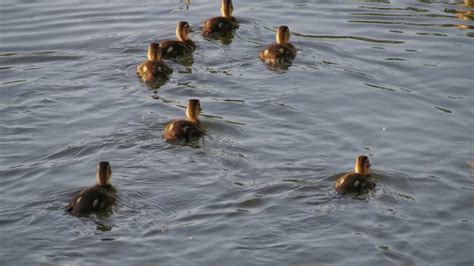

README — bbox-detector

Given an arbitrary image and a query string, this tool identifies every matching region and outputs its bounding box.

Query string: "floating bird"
[202,0,239,37]
[160,21,196,59]
[68,161,117,217]
[164,99,205,143]
[259,25,297,65]
[335,155,375,194]
[136,43,172,82]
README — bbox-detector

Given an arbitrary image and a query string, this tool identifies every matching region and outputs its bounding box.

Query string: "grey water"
[0,0,473,265]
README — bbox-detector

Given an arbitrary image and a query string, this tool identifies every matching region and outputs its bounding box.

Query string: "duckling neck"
[177,32,187,42]
[147,51,157,61]
[187,117,199,123]
[96,182,111,188]
[178,35,185,42]
[220,6,232,17]
[96,179,110,187]
[354,166,367,175]
[276,36,287,45]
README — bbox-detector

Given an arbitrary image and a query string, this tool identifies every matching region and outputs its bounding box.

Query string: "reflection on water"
[1,0,473,265]
[203,32,236,45]
[443,0,474,29]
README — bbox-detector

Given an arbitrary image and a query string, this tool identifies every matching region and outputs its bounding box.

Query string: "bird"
[159,21,196,59]
[335,155,375,194]
[163,99,205,143]
[202,0,239,37]
[136,43,172,82]
[259,25,297,65]
[68,161,117,217]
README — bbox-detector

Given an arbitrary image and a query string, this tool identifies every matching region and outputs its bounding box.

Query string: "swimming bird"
[160,21,196,59]
[136,43,172,82]
[335,155,375,194]
[68,161,117,217]
[202,0,239,37]
[259,25,297,65]
[164,99,204,143]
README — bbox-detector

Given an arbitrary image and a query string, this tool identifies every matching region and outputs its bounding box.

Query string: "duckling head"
[220,0,234,18]
[176,21,192,41]
[186,99,202,122]
[276,25,291,45]
[96,161,112,186]
[354,155,371,176]
[147,42,162,61]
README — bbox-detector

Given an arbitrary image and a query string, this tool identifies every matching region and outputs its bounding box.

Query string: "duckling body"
[137,60,172,82]
[335,155,375,194]
[260,43,297,65]
[164,99,204,143]
[335,172,375,194]
[202,0,239,36]
[137,43,172,82]
[68,185,116,217]
[260,26,296,65]
[160,21,196,59]
[68,161,117,217]
[164,120,203,142]
[160,40,196,58]
[203,17,239,36]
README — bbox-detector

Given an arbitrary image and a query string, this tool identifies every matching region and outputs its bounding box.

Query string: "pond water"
[0,0,473,265]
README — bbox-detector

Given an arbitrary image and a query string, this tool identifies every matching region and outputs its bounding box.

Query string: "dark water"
[1,0,473,265]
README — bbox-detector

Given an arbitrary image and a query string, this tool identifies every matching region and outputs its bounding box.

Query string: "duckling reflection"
[455,2,474,23]
[335,155,375,195]
[185,0,192,10]
[137,43,172,83]
[259,26,297,65]
[202,0,239,40]
[160,21,196,59]
[68,161,117,217]
[163,99,205,143]
[444,0,474,29]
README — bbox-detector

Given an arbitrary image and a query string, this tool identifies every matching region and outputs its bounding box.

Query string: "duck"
[202,0,239,37]
[160,21,196,59]
[164,99,204,143]
[259,25,297,65]
[136,43,172,82]
[68,161,117,217]
[335,155,375,194]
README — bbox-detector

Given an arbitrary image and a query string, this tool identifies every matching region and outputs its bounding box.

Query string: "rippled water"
[1,0,473,265]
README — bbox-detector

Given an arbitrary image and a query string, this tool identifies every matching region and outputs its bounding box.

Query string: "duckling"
[259,25,297,65]
[68,161,117,217]
[136,43,172,82]
[335,155,375,194]
[164,99,204,142]
[202,0,239,37]
[160,21,196,59]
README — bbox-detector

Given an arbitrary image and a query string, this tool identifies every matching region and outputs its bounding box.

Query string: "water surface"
[0,0,473,265]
